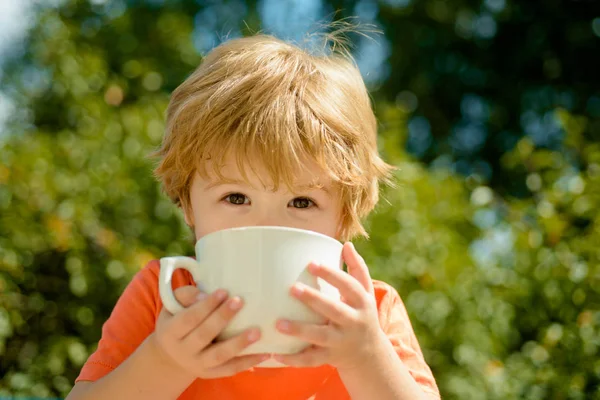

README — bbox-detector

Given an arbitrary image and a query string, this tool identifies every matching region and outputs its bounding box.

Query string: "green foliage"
[0,80,194,398]
[359,105,600,399]
[0,1,598,399]
[1,4,196,396]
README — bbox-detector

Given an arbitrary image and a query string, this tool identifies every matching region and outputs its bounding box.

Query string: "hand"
[152,286,269,379]
[273,242,388,372]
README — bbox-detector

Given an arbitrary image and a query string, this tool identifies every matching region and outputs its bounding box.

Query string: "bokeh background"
[0,0,599,398]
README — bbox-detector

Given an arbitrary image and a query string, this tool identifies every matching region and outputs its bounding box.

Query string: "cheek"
[305,210,341,238]
[192,209,227,237]
[191,204,251,239]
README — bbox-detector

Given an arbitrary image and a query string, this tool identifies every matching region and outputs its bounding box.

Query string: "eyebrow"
[204,179,245,190]
[296,183,330,195]
[204,180,331,196]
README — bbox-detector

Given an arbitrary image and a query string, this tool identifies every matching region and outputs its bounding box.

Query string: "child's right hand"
[151,285,269,379]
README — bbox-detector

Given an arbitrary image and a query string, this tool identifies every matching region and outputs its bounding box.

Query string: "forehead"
[198,153,332,192]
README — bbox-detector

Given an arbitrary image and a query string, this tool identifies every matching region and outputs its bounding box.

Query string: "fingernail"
[196,293,208,301]
[291,284,304,297]
[278,320,291,332]
[215,289,228,301]
[229,297,243,310]
[307,263,319,273]
[247,329,260,342]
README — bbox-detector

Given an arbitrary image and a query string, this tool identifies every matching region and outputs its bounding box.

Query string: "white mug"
[159,226,343,367]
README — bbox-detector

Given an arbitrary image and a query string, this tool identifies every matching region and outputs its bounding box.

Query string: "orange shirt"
[77,260,440,399]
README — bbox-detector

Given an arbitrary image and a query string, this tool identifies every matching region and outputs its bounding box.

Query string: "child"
[67,29,440,400]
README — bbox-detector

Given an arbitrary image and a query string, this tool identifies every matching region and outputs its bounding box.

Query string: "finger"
[306,262,367,307]
[157,285,203,326]
[205,353,271,378]
[173,285,203,307]
[183,295,244,349]
[274,346,329,368]
[276,319,339,347]
[342,242,374,295]
[199,326,262,368]
[170,289,228,339]
[289,283,357,326]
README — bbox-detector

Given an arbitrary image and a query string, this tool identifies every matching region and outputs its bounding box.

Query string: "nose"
[253,211,285,228]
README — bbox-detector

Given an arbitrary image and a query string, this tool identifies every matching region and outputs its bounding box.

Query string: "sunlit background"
[0,0,599,398]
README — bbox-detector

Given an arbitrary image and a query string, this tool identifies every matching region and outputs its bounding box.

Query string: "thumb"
[173,285,203,308]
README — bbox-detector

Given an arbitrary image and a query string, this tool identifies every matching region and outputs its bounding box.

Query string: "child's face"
[185,155,342,240]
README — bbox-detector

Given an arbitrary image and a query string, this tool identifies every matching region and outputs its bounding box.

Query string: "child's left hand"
[274,242,388,372]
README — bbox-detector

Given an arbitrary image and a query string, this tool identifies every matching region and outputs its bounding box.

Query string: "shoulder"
[372,279,402,307]
[137,259,161,280]
[131,259,195,294]
[110,260,162,317]
[121,259,195,316]
[371,279,411,328]
[134,259,194,283]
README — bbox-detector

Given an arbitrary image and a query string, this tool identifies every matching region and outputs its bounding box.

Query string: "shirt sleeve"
[377,282,441,399]
[76,261,160,382]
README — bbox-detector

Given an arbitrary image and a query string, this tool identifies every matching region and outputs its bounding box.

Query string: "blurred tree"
[0,0,598,399]
[374,0,600,198]
[366,104,600,399]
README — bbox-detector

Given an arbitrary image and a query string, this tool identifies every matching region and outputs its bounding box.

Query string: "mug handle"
[159,256,205,314]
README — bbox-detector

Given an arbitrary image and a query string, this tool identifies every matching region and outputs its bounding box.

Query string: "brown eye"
[225,193,249,205]
[290,197,314,209]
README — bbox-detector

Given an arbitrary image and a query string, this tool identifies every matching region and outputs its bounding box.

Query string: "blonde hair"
[152,27,394,240]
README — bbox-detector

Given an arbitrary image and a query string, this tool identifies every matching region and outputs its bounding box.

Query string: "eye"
[289,197,315,209]
[224,193,250,205]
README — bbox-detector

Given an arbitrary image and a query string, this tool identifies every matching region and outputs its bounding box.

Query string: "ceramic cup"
[158,226,343,367]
